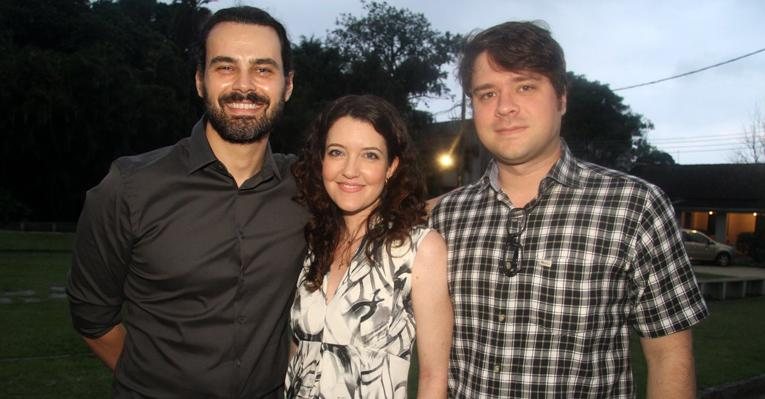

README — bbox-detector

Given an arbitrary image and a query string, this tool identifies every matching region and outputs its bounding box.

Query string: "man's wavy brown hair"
[292,95,427,291]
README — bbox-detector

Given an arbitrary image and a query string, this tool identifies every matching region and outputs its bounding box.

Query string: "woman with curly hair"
[286,95,452,398]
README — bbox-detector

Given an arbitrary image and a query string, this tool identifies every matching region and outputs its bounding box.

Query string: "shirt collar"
[545,140,583,189]
[481,139,584,194]
[187,117,217,174]
[186,117,283,182]
[255,144,281,183]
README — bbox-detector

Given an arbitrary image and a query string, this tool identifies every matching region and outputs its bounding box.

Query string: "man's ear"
[559,92,567,115]
[284,71,294,102]
[195,69,204,98]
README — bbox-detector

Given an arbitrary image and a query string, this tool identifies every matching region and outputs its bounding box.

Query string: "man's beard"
[203,88,285,144]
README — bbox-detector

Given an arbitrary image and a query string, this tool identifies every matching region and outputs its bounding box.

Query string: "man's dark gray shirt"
[67,119,309,398]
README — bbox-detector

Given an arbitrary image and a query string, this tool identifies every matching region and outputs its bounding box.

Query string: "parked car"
[681,229,735,266]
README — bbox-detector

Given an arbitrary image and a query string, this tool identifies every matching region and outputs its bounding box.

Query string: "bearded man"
[66,7,308,398]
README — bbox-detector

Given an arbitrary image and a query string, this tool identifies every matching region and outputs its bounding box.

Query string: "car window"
[690,233,708,244]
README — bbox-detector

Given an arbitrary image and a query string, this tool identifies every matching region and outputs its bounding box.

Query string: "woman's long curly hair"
[292,95,427,291]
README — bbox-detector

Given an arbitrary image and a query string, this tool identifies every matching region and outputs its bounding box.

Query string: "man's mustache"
[220,91,270,105]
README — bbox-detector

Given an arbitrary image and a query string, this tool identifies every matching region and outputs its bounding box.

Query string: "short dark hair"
[458,21,567,97]
[292,95,427,291]
[195,6,292,74]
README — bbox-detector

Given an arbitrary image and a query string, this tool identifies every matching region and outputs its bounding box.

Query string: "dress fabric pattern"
[286,226,430,398]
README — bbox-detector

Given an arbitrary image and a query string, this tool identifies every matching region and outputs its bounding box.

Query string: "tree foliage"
[279,1,461,153]
[0,0,463,221]
[0,0,206,220]
[326,0,460,115]
[633,138,676,167]
[0,0,666,221]
[272,37,349,153]
[562,73,672,170]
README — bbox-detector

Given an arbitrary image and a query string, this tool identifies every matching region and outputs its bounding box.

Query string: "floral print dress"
[285,227,430,398]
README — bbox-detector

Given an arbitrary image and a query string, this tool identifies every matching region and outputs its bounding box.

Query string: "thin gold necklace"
[337,228,364,269]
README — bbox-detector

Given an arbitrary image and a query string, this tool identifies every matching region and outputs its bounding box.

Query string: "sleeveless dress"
[285,226,431,398]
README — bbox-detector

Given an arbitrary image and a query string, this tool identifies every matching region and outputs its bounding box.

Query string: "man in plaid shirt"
[430,21,709,398]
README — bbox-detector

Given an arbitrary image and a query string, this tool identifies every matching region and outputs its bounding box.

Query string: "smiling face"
[322,116,399,225]
[470,51,566,168]
[195,22,293,144]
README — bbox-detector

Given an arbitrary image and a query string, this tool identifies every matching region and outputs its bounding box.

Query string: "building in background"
[633,164,765,247]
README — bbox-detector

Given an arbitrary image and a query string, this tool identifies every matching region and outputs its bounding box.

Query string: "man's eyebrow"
[511,73,543,82]
[209,56,236,65]
[471,83,495,93]
[471,74,543,93]
[250,58,280,68]
[208,56,281,69]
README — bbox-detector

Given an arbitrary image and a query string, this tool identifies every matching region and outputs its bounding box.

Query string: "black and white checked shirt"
[430,143,709,398]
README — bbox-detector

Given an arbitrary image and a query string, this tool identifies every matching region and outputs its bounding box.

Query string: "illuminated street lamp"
[437,152,455,169]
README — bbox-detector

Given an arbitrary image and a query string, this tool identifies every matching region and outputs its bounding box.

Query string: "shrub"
[737,232,765,262]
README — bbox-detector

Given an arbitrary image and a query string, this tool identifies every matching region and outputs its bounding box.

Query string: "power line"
[660,144,744,151]
[651,137,747,145]
[670,147,746,154]
[655,139,753,149]
[648,130,765,143]
[613,47,765,91]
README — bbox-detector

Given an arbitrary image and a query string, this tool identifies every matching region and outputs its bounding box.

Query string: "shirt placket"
[210,161,248,394]
[489,190,518,392]
[231,177,251,396]
[231,169,274,397]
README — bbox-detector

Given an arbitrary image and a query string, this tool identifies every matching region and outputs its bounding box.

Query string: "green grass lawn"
[0,231,112,398]
[0,230,74,252]
[2,231,764,398]
[628,296,765,398]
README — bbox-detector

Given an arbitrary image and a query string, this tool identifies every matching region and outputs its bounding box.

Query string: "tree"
[272,37,350,153]
[732,107,765,163]
[326,1,460,118]
[562,73,665,170]
[0,0,208,221]
[274,1,462,154]
[632,138,676,167]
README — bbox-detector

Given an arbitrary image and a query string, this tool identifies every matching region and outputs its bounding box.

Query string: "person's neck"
[206,126,269,188]
[497,145,561,208]
[342,209,374,241]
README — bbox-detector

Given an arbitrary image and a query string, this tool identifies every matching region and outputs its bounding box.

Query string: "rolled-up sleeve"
[629,185,709,338]
[67,162,133,338]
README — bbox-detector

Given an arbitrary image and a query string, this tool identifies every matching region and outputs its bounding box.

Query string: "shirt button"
[494,364,501,373]
[237,316,245,324]
[235,359,241,367]
[498,313,506,322]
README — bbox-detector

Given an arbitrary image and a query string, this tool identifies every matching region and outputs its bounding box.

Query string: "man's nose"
[495,91,520,117]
